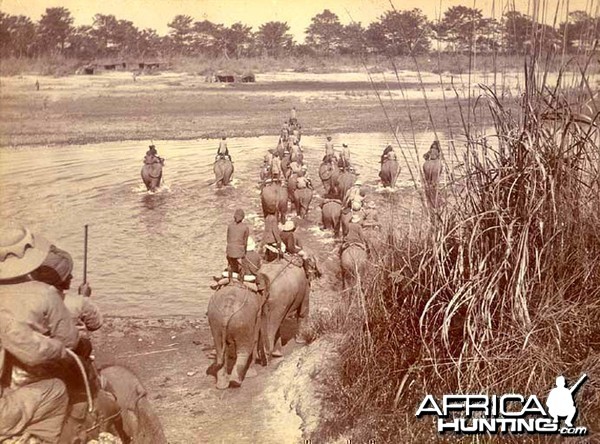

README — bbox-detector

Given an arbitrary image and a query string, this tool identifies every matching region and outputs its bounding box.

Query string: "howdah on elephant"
[214,157,234,187]
[141,162,163,192]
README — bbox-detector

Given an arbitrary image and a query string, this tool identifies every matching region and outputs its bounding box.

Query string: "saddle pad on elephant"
[320,198,342,207]
[282,253,304,267]
[218,271,256,282]
[210,279,258,292]
[340,242,367,255]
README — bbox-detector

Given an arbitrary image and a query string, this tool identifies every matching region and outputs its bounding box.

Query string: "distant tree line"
[0,6,598,60]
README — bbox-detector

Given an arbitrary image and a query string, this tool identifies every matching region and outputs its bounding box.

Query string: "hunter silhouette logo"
[416,374,588,436]
[546,374,587,428]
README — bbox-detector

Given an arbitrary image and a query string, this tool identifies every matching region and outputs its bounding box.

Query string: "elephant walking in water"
[207,284,266,389]
[141,162,163,192]
[318,157,340,195]
[261,181,288,224]
[333,170,356,201]
[294,186,313,219]
[214,157,234,187]
[379,154,400,188]
[321,199,343,237]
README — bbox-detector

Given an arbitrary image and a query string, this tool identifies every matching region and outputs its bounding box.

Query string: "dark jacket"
[345,222,367,246]
[226,221,249,258]
[262,214,281,245]
[281,231,302,254]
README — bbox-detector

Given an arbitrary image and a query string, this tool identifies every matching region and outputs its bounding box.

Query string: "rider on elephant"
[280,220,304,256]
[261,213,282,263]
[338,143,352,171]
[288,159,302,177]
[216,137,231,161]
[298,166,314,189]
[324,136,335,159]
[292,127,301,143]
[144,145,164,165]
[380,144,395,164]
[341,214,368,254]
[30,245,103,337]
[362,201,380,229]
[343,180,366,209]
[271,153,284,181]
[289,107,298,126]
[0,222,80,443]
[242,237,262,277]
[226,209,249,284]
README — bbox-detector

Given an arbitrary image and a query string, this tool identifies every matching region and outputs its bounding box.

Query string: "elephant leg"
[272,335,283,358]
[295,287,310,344]
[207,322,224,377]
[229,350,251,388]
[215,345,230,390]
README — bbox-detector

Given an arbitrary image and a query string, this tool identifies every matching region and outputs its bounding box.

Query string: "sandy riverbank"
[0,69,511,147]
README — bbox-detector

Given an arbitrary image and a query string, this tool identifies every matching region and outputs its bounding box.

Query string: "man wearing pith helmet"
[0,221,80,442]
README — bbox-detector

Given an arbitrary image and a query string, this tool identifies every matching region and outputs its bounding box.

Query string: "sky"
[0,0,596,40]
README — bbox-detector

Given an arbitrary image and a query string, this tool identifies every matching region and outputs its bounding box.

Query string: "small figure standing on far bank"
[226,209,249,283]
[35,80,40,91]
[422,141,443,208]
[216,137,231,161]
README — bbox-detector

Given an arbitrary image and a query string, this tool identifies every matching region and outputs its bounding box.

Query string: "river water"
[0,131,466,316]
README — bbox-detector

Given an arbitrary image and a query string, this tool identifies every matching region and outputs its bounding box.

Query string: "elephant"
[321,199,343,237]
[423,158,443,207]
[57,360,166,443]
[287,173,299,203]
[261,181,288,223]
[214,157,234,187]
[379,158,400,188]
[206,284,266,389]
[333,171,356,201]
[98,365,167,443]
[340,244,368,289]
[340,208,353,237]
[318,159,340,195]
[140,162,163,192]
[294,187,313,218]
[257,256,321,359]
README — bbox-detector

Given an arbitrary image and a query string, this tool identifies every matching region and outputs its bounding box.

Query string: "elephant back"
[258,260,306,294]
[142,163,162,179]
[261,183,280,214]
[341,244,368,271]
[208,285,260,318]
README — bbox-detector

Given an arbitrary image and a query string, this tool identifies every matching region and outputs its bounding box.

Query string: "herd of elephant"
[201,126,406,391]
[139,132,441,392]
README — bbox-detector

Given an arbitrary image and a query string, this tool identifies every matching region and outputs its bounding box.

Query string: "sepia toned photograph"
[0,0,599,442]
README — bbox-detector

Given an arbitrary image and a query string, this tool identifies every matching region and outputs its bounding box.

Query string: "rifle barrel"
[83,224,88,284]
[569,374,587,394]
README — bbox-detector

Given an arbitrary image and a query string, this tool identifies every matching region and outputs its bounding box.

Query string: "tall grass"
[312,56,600,442]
